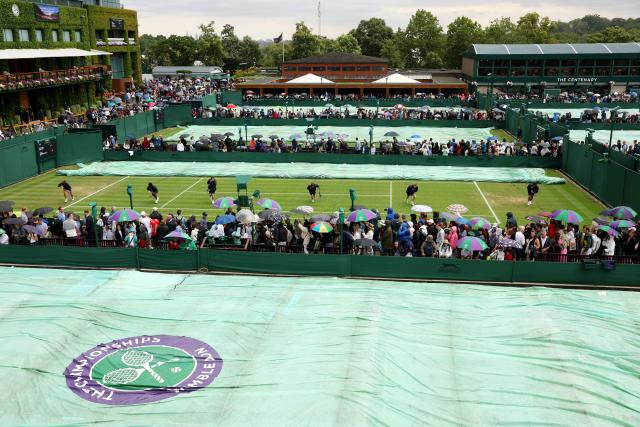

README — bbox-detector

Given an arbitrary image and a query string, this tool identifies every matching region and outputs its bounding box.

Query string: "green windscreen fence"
[1,266,639,425]
[59,161,566,184]
[56,131,103,166]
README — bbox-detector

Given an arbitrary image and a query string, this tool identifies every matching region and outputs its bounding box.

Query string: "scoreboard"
[36,139,57,160]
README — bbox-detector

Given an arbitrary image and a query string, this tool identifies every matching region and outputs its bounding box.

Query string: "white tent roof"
[0,48,111,60]
[285,73,334,84]
[372,73,422,84]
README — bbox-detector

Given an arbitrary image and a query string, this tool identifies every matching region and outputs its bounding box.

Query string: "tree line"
[140,13,640,73]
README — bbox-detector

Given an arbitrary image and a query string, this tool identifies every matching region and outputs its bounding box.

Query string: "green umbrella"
[551,209,583,224]
[456,237,488,252]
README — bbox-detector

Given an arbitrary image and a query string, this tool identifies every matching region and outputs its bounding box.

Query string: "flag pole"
[282,36,285,64]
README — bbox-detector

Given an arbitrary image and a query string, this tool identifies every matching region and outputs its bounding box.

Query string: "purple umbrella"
[213,197,237,209]
[347,209,377,223]
[257,198,282,211]
[110,209,140,223]
[497,238,522,249]
[551,209,583,224]
[602,206,637,220]
[456,237,489,252]
[610,219,636,229]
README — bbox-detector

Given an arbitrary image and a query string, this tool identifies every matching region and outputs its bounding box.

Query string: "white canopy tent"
[285,73,334,85]
[0,48,111,60]
[372,73,422,84]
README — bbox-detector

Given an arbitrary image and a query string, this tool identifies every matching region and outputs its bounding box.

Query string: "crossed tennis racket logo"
[103,349,180,386]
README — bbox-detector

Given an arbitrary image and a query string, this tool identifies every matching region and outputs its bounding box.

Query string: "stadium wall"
[0,246,637,287]
[193,118,495,128]
[102,150,562,168]
[242,98,476,108]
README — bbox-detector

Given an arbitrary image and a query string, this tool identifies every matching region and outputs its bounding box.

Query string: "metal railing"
[0,65,110,93]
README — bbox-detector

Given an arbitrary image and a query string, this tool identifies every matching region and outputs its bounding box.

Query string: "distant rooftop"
[285,52,387,64]
[467,43,640,57]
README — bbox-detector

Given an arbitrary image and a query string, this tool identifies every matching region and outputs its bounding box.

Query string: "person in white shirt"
[176,141,185,152]
[602,235,616,256]
[587,233,601,256]
[139,211,151,232]
[0,229,8,245]
[515,226,526,260]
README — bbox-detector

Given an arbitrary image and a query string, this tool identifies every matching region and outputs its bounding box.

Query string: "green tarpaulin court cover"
[0,267,637,425]
[59,161,566,184]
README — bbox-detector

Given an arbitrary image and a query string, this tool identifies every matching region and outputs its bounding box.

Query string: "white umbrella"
[447,204,468,214]
[291,206,314,215]
[236,209,254,224]
[411,205,433,213]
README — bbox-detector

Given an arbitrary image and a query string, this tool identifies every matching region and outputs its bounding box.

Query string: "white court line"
[185,190,389,197]
[389,181,393,207]
[474,181,500,224]
[64,176,130,209]
[161,178,204,209]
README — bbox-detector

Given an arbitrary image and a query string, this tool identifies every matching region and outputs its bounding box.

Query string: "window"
[327,66,340,71]
[75,30,81,42]
[35,29,43,42]
[312,66,326,71]
[510,60,526,76]
[18,29,29,42]
[51,30,59,42]
[283,66,296,72]
[341,66,355,71]
[298,66,311,71]
[95,30,103,41]
[630,59,640,76]
[357,66,370,71]
[371,66,385,71]
[63,30,71,42]
[478,67,492,76]
[3,29,13,42]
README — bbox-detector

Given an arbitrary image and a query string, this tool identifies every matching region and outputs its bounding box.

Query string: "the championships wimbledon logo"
[63,335,222,405]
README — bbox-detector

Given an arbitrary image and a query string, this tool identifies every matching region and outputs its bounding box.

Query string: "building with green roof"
[462,43,640,94]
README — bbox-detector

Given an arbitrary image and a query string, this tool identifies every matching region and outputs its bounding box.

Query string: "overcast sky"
[126,0,638,39]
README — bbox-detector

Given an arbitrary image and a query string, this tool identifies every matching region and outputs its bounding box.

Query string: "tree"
[139,34,162,73]
[380,32,406,69]
[588,26,634,43]
[151,35,198,66]
[334,34,361,54]
[445,17,482,69]
[401,10,444,68]
[220,24,242,70]
[260,42,291,67]
[197,22,224,67]
[482,18,516,43]
[350,18,394,57]
[290,22,322,60]
[515,13,552,43]
[238,36,262,67]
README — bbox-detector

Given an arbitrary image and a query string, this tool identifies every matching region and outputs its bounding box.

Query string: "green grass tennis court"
[0,168,604,223]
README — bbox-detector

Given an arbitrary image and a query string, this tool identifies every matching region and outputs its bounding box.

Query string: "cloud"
[125,0,640,38]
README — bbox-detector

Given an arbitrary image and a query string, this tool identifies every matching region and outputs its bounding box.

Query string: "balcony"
[107,38,127,46]
[0,65,110,93]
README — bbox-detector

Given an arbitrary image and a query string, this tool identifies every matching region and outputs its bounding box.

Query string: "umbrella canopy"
[258,209,288,222]
[235,209,255,224]
[215,214,237,225]
[2,218,26,225]
[226,104,237,109]
[257,198,282,211]
[347,209,377,223]
[291,206,314,215]
[410,134,422,139]
[538,211,553,218]
[597,225,620,237]
[456,237,488,252]
[354,238,376,248]
[497,238,523,249]
[455,217,472,226]
[487,136,499,141]
[22,225,37,234]
[310,221,333,233]
[33,207,53,216]
[437,212,458,223]
[245,90,254,95]
[111,209,140,223]
[592,215,613,226]
[411,205,433,214]
[384,131,400,137]
[223,132,235,136]
[0,200,15,212]
[324,103,335,108]
[447,204,469,214]
[525,215,548,226]
[603,206,637,220]
[252,134,264,139]
[162,230,193,240]
[394,104,405,109]
[311,214,332,222]
[470,217,491,230]
[212,197,237,209]
[551,209,583,224]
[290,133,304,140]
[610,219,636,229]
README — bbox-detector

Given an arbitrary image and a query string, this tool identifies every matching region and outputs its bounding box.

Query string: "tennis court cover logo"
[63,335,222,405]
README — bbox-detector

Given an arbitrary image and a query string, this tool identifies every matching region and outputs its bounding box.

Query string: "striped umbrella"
[525,215,548,226]
[603,206,637,220]
[257,198,282,211]
[597,225,620,237]
[538,211,553,218]
[551,209,583,224]
[470,217,491,230]
[310,221,333,233]
[291,206,314,215]
[212,197,237,209]
[111,209,140,223]
[447,204,469,214]
[610,220,636,229]
[497,238,523,249]
[455,217,472,226]
[347,209,377,223]
[456,237,488,252]
[162,230,192,240]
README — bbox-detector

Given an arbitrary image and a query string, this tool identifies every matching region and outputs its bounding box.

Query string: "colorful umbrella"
[411,205,433,213]
[447,204,468,214]
[497,238,523,249]
[111,209,140,223]
[610,220,636,229]
[310,221,333,233]
[226,104,237,109]
[603,206,637,220]
[456,237,488,252]
[525,215,548,226]
[597,225,620,237]
[394,104,405,109]
[455,217,472,226]
[212,197,237,209]
[438,212,458,223]
[162,230,192,240]
[470,217,491,230]
[538,211,553,218]
[551,209,583,224]
[291,206,314,215]
[215,214,237,225]
[257,198,281,211]
[347,209,377,223]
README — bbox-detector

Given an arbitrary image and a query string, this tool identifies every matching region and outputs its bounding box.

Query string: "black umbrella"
[210,133,224,139]
[223,132,235,136]
[269,135,280,140]
[23,225,37,234]
[252,134,264,139]
[3,218,26,225]
[24,210,33,218]
[259,209,288,222]
[33,207,53,216]
[0,201,15,212]
[525,215,548,226]
[354,238,376,248]
[311,214,332,222]
[497,238,523,249]
[384,131,400,137]
[179,134,190,139]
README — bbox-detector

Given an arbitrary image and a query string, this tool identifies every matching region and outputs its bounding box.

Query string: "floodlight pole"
[89,202,98,247]
[338,208,345,254]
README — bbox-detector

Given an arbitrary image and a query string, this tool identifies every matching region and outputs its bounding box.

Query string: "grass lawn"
[0,168,604,224]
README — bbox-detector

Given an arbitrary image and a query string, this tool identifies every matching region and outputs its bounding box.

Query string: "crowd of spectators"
[496,90,639,104]
[244,92,475,103]
[1,205,637,263]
